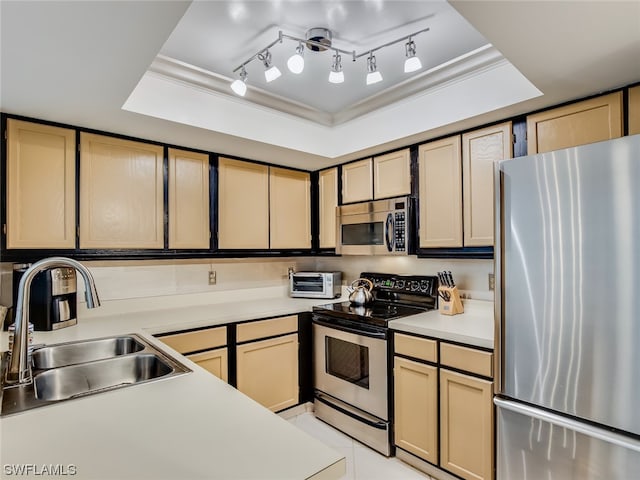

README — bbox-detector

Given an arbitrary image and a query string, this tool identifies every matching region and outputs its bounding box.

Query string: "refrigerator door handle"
[493,162,505,394]
[495,398,640,453]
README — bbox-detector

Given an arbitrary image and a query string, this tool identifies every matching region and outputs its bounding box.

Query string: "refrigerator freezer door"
[496,398,640,480]
[497,135,640,436]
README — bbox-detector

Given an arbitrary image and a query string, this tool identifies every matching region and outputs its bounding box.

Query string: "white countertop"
[389,299,494,349]
[1,287,494,479]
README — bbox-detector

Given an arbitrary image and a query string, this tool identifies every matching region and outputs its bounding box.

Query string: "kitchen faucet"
[6,257,101,385]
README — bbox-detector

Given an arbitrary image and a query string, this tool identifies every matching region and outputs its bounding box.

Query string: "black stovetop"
[312,272,439,328]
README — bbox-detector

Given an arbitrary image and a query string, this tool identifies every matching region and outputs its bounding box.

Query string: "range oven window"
[325,336,369,389]
[341,222,383,245]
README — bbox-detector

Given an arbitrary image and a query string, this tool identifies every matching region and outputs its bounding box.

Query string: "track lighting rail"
[229,26,430,96]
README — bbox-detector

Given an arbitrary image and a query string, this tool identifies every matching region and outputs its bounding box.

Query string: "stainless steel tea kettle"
[348,278,374,306]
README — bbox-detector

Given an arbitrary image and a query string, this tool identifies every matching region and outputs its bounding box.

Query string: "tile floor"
[287,411,432,480]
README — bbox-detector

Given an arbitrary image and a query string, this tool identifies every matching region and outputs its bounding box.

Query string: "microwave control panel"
[394,211,406,251]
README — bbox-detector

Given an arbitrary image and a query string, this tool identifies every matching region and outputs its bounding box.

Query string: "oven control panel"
[361,272,438,296]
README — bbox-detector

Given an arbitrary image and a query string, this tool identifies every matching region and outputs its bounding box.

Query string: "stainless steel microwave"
[289,272,342,299]
[336,196,411,255]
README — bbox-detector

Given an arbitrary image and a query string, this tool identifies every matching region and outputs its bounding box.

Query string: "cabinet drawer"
[237,315,298,343]
[440,343,493,378]
[394,333,437,363]
[159,326,227,354]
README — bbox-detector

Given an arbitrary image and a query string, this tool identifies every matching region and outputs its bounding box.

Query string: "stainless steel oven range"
[312,272,438,456]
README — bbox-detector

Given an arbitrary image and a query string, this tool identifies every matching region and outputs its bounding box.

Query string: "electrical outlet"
[488,273,495,291]
[208,270,216,285]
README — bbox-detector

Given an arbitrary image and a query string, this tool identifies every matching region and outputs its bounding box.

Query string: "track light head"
[230,66,248,96]
[404,38,422,73]
[287,42,305,74]
[328,52,344,84]
[366,53,383,85]
[258,49,281,82]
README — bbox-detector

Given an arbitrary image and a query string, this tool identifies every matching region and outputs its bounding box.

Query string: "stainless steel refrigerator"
[494,134,640,479]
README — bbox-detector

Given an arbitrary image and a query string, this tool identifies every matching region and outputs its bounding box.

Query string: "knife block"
[438,286,464,316]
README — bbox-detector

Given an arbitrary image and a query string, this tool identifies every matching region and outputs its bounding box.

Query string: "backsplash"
[0,255,493,306]
[314,256,494,301]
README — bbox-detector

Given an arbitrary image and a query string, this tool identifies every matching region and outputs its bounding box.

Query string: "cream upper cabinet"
[342,158,373,204]
[168,148,210,249]
[217,157,269,249]
[440,369,494,480]
[462,122,512,247]
[318,167,338,248]
[629,85,640,136]
[526,91,623,154]
[373,149,411,199]
[5,119,76,249]
[270,167,311,249]
[79,133,164,249]
[418,136,463,248]
[394,356,438,464]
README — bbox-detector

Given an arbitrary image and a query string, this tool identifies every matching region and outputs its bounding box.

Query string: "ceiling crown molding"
[148,44,503,128]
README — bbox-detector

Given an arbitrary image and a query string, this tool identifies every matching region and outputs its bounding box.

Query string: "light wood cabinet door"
[342,158,373,204]
[418,136,463,248]
[319,167,338,248]
[527,91,623,154]
[270,167,311,249]
[6,119,76,249]
[462,122,512,247]
[393,357,438,464]
[373,149,411,199]
[168,148,210,249]
[236,333,299,412]
[440,369,494,480]
[187,347,228,382]
[629,85,640,135]
[217,157,269,249]
[79,133,164,249]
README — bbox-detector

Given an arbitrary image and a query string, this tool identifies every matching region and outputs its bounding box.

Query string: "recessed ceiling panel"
[159,0,489,114]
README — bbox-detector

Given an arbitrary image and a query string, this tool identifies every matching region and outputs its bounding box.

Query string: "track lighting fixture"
[258,50,281,82]
[403,37,422,73]
[229,27,429,95]
[230,66,248,96]
[287,42,305,74]
[328,53,344,84]
[366,53,382,85]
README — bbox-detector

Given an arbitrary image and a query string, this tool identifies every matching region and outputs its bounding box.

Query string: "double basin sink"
[1,334,191,416]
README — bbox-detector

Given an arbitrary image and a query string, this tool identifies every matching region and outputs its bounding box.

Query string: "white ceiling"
[1,1,639,170]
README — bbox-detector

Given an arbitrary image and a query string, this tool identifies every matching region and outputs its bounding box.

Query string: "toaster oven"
[289,272,342,299]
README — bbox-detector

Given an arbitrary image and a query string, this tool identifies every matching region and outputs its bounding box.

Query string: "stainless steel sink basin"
[1,333,190,416]
[34,353,174,401]
[32,336,145,369]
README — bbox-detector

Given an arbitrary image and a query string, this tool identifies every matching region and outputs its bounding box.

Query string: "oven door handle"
[312,317,387,340]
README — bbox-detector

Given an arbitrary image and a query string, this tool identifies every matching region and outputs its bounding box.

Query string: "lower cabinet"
[156,325,228,382]
[440,369,493,480]
[236,315,299,412]
[186,348,228,382]
[394,357,438,464]
[237,333,299,412]
[156,315,301,412]
[393,333,495,480]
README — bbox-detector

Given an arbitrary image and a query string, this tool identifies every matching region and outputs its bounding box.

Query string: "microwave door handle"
[385,213,394,252]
